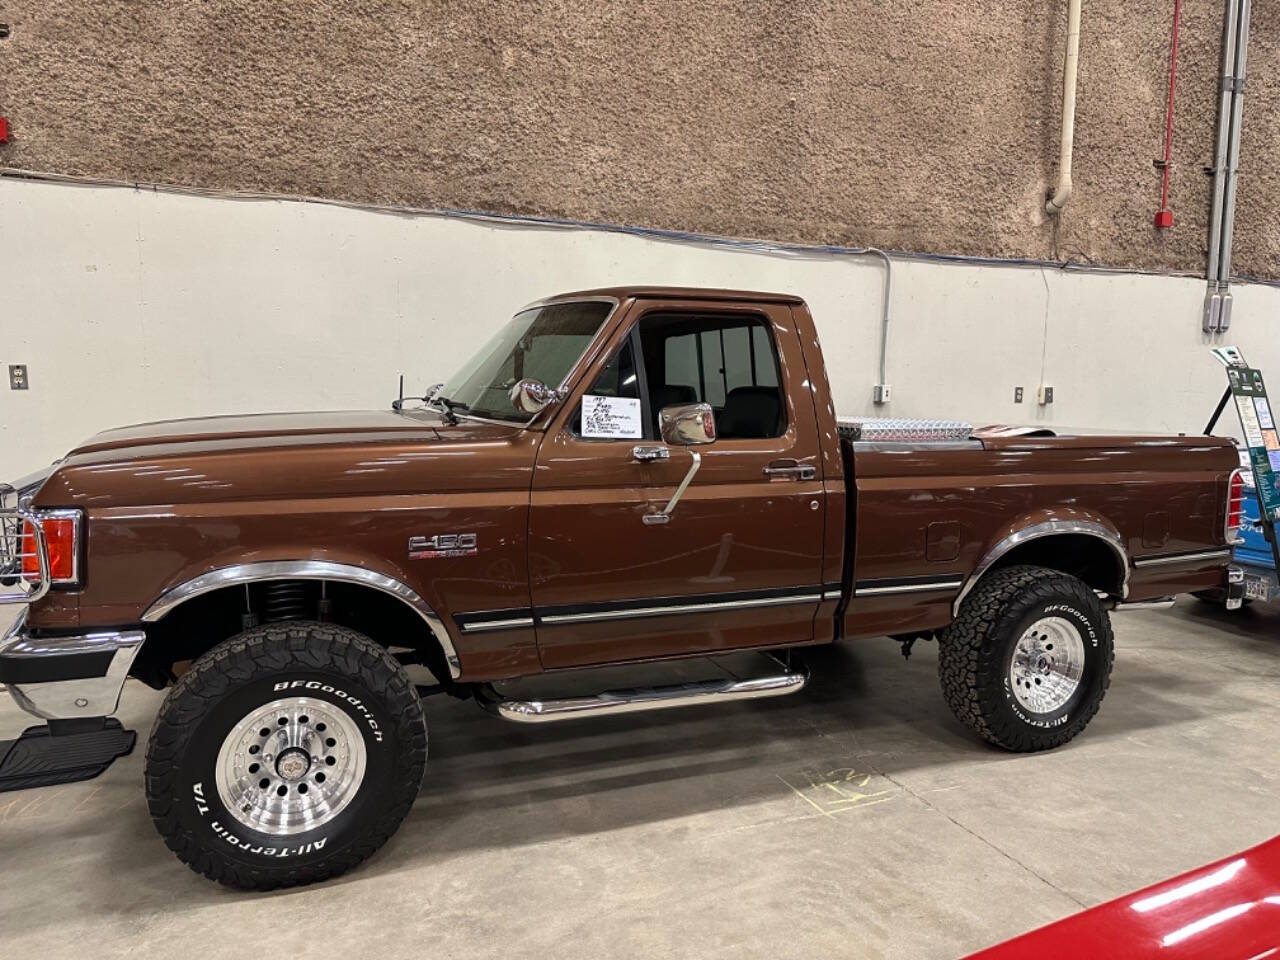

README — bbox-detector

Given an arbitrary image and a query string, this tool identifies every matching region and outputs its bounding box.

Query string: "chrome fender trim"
[141,560,460,679]
[953,520,1130,616]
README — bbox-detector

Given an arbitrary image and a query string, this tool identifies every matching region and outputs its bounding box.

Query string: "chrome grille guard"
[0,484,50,605]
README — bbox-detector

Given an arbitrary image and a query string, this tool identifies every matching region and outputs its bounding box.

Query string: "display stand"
[1207,346,1280,574]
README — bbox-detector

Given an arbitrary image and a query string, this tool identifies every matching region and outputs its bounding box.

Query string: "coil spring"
[260,581,308,622]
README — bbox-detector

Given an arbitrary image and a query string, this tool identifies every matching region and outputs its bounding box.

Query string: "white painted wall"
[2,176,1275,480]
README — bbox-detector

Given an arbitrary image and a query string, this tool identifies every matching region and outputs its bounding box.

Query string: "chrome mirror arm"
[643,451,701,526]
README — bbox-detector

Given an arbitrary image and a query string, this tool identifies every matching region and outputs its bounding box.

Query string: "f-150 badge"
[409,533,478,559]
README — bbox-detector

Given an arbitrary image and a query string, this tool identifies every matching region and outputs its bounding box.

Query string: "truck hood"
[69,410,438,457]
[31,408,530,508]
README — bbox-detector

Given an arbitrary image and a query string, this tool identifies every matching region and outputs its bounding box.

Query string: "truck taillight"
[20,511,82,585]
[1225,468,1246,544]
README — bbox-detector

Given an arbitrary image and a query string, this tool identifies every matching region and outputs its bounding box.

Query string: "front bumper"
[0,611,143,721]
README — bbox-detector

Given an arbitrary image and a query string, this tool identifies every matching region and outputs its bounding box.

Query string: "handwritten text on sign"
[582,395,642,439]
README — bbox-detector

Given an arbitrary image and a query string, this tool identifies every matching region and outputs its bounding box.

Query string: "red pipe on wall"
[1155,0,1183,229]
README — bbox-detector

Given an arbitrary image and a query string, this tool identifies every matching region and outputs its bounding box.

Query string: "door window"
[641,314,785,439]
[572,338,646,439]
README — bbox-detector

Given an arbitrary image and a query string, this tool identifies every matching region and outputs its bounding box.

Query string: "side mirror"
[509,378,560,415]
[659,402,717,446]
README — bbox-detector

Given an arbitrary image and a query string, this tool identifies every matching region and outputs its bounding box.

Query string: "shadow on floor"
[37,622,1249,912]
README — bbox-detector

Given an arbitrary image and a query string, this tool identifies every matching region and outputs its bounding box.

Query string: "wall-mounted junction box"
[873,383,891,404]
[1038,385,1054,405]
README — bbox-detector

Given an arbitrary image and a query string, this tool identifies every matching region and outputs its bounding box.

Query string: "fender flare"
[140,560,461,679]
[953,518,1130,617]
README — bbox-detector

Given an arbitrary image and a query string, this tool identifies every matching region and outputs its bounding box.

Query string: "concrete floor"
[1,599,1277,959]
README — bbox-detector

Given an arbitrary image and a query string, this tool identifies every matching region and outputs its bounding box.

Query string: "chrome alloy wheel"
[1008,616,1086,714]
[215,696,367,836]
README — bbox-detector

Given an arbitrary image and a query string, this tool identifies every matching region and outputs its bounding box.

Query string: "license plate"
[1244,576,1271,602]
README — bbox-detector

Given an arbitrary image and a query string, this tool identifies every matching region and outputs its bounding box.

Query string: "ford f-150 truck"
[0,286,1243,889]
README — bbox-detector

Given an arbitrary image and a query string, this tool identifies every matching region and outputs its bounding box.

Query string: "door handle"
[763,460,816,480]
[633,445,671,463]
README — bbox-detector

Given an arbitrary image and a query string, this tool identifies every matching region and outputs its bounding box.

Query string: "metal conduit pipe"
[1046,0,1083,215]
[1204,0,1251,333]
[865,248,893,402]
[1217,0,1251,305]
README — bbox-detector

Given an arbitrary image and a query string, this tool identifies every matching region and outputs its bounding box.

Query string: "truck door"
[529,297,826,669]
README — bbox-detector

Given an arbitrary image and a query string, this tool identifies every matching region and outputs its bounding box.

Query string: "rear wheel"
[938,565,1114,751]
[145,621,426,889]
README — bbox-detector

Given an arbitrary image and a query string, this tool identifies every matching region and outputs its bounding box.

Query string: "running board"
[1111,597,1177,612]
[476,669,807,724]
[0,718,136,792]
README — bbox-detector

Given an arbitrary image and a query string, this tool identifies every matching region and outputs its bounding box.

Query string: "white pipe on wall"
[1203,0,1251,332]
[1216,0,1251,287]
[1205,0,1240,288]
[1046,0,1083,215]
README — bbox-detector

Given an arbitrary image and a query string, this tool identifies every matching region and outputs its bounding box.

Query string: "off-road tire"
[145,621,426,890]
[938,565,1114,751]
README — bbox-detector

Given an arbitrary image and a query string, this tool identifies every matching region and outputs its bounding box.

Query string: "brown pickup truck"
[0,286,1243,889]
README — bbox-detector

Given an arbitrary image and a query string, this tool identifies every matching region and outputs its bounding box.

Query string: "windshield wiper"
[392,379,466,424]
[430,394,469,424]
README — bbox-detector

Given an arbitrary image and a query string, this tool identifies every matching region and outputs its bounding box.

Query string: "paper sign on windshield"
[582,395,642,439]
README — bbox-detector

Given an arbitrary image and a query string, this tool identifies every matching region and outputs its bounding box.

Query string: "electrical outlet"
[1038,385,1054,405]
[1014,386,1024,403]
[9,364,27,390]
[873,383,891,404]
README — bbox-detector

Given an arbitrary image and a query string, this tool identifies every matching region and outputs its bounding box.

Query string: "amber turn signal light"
[21,511,82,585]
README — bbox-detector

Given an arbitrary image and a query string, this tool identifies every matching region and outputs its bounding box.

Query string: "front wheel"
[145,621,427,889]
[937,565,1114,751]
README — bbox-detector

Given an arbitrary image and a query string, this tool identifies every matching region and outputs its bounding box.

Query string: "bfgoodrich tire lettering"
[938,565,1114,752]
[145,621,426,890]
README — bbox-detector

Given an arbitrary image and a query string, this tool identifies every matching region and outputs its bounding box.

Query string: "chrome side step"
[1111,597,1177,612]
[476,669,808,724]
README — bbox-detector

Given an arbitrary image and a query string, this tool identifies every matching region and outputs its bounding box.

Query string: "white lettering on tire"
[1043,603,1098,645]
[193,781,330,857]
[272,679,383,741]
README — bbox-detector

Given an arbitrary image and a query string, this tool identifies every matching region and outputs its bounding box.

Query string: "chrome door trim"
[459,616,536,634]
[538,589,823,626]
[142,560,461,679]
[1132,548,1233,567]
[954,519,1131,616]
[854,577,964,597]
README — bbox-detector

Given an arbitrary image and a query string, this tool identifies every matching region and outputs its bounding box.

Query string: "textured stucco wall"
[0,1,1275,277]
[3,177,1277,481]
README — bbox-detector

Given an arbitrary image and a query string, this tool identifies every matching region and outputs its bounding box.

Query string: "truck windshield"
[437,300,615,422]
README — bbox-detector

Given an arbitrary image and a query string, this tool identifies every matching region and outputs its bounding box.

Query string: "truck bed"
[834,418,1238,640]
